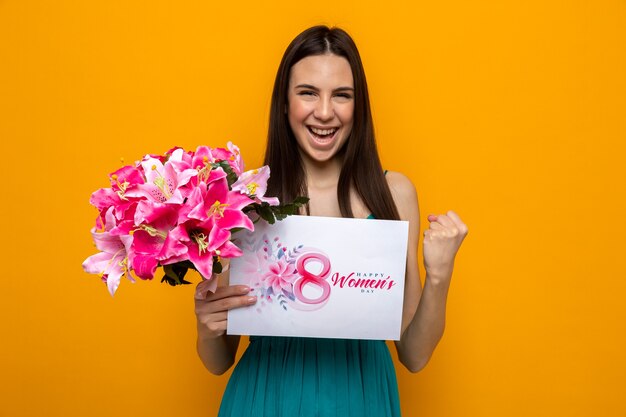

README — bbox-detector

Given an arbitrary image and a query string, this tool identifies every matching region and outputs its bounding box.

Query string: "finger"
[219,295,257,311]
[203,320,227,336]
[434,214,456,229]
[203,294,258,314]
[203,285,251,302]
[196,310,229,323]
[446,210,469,234]
[429,222,444,230]
[206,311,228,322]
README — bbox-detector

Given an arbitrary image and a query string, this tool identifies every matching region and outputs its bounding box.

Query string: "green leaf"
[211,161,238,187]
[293,196,310,205]
[161,263,192,286]
[259,205,276,224]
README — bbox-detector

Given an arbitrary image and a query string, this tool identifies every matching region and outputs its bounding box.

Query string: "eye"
[335,93,353,99]
[297,90,315,96]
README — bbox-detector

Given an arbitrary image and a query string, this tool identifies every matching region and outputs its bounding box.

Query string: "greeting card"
[227,215,409,340]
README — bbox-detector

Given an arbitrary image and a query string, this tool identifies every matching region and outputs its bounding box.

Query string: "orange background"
[1,1,625,416]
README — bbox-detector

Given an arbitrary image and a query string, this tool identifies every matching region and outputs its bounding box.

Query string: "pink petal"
[227,142,244,175]
[110,165,145,188]
[216,240,243,258]
[130,253,159,279]
[206,168,227,184]
[82,251,116,275]
[131,229,165,256]
[141,157,165,184]
[181,186,205,221]
[134,200,179,230]
[105,258,126,296]
[219,209,254,231]
[125,183,167,203]
[90,188,121,212]
[158,229,190,264]
[113,200,139,222]
[109,220,134,236]
[192,146,214,167]
[211,147,231,161]
[226,192,255,211]
[91,230,125,253]
[207,225,230,252]
[205,177,229,207]
[176,168,198,188]
[187,245,213,279]
[259,196,280,206]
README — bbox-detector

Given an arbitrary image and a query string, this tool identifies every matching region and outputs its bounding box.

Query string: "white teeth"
[310,127,338,136]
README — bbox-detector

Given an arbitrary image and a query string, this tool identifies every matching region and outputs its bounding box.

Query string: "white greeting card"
[227,215,409,340]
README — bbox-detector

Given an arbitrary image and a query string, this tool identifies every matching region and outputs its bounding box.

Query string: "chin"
[304,143,348,164]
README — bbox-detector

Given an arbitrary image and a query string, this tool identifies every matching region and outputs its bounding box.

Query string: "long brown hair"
[264,25,400,221]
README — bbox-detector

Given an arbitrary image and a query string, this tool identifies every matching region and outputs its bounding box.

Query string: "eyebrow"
[294,84,354,92]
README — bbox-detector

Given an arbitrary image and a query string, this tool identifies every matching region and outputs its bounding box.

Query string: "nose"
[313,96,334,121]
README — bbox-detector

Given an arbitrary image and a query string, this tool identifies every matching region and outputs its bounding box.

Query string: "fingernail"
[241,286,250,293]
[248,296,257,303]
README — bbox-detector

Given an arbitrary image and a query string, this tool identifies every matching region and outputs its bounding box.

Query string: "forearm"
[196,323,241,375]
[396,271,451,373]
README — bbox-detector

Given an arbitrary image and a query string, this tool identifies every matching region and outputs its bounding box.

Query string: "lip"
[307,125,340,130]
[306,126,339,148]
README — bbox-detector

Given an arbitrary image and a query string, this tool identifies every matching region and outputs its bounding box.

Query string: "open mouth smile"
[307,126,339,145]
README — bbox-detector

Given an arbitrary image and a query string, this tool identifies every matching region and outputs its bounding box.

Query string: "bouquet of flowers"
[82,142,307,296]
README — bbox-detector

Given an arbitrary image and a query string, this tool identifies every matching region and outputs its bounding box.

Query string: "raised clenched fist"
[423,210,468,281]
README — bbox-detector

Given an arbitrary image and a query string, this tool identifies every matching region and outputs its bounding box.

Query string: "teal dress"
[218,177,400,417]
[217,336,401,417]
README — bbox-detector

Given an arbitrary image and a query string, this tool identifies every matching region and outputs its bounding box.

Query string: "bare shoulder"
[384,171,419,220]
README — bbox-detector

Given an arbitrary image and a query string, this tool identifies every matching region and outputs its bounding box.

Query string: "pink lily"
[90,165,145,224]
[164,146,194,174]
[231,166,279,206]
[227,141,244,175]
[82,207,135,296]
[159,218,243,279]
[206,143,243,175]
[125,148,197,204]
[190,150,231,187]
[190,143,243,183]
[129,200,180,279]
[186,176,255,231]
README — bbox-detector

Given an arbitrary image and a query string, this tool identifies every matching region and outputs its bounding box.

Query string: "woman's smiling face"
[287,53,355,163]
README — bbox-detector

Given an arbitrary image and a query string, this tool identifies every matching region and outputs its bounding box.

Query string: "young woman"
[194,25,468,416]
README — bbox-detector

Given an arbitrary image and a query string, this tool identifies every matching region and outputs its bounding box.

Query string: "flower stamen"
[197,156,213,182]
[136,225,167,239]
[208,200,229,218]
[191,231,209,255]
[246,182,258,195]
[151,167,172,199]
[111,174,130,200]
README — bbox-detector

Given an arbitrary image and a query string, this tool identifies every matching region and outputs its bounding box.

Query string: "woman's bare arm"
[194,270,257,375]
[386,171,467,372]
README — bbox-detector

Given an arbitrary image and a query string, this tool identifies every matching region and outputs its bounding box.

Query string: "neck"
[299,150,344,190]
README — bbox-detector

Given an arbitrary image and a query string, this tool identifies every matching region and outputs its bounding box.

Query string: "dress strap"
[384,169,388,176]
